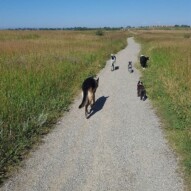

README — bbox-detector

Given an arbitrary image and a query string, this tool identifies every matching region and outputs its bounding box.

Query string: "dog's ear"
[96,78,99,85]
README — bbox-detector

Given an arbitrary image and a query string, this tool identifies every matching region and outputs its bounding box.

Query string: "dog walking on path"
[79,77,99,118]
[111,54,116,71]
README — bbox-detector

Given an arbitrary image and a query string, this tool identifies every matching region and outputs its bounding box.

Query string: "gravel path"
[1,37,184,191]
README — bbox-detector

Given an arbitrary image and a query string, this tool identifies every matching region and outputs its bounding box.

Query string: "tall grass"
[135,29,191,189]
[0,30,128,182]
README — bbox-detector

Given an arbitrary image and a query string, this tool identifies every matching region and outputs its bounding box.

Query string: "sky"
[0,0,191,29]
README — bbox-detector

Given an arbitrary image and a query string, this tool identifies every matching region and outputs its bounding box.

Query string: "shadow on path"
[87,96,109,119]
[115,66,119,70]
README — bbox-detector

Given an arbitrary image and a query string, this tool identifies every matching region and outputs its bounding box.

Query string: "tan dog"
[79,77,99,118]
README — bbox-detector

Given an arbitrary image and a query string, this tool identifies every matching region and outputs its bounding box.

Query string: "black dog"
[137,81,147,101]
[140,55,149,68]
[79,77,99,118]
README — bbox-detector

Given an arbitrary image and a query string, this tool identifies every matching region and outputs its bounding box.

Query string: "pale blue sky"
[0,0,191,29]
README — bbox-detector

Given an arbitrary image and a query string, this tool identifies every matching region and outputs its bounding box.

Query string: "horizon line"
[1,24,191,30]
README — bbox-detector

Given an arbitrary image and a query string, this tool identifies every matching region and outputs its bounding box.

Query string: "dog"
[111,54,116,71]
[137,81,147,101]
[79,76,99,118]
[128,61,133,73]
[140,55,149,68]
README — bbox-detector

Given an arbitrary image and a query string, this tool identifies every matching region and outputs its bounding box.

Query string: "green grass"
[134,29,191,189]
[0,30,129,183]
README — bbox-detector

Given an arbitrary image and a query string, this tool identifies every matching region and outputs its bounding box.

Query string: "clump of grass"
[184,33,191,38]
[95,29,104,36]
[0,30,128,183]
[135,29,191,189]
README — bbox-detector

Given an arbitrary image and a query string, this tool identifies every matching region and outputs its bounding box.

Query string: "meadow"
[0,30,128,182]
[1,28,191,188]
[134,29,191,189]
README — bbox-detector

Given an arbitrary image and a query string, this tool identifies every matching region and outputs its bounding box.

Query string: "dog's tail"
[79,90,88,109]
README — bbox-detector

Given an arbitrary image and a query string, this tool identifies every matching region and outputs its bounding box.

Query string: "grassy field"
[134,29,191,189]
[0,30,129,182]
[2,28,191,188]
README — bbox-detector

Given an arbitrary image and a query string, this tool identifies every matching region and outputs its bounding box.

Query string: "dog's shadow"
[115,66,119,70]
[87,96,109,119]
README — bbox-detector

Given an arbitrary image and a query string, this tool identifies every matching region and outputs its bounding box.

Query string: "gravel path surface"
[1,37,184,191]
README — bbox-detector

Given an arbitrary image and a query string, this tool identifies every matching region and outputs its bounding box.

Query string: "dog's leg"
[85,104,88,118]
[92,93,95,105]
[143,91,147,101]
[140,91,144,100]
[112,62,114,71]
[137,89,140,97]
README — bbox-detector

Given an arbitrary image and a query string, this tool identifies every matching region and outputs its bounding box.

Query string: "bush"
[96,30,104,36]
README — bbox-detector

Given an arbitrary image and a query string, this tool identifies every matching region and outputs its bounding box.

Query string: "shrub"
[96,30,104,36]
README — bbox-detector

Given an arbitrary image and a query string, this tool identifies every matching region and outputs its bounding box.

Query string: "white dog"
[111,54,116,71]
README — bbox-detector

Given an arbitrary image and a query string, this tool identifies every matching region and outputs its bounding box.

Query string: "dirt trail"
[1,37,184,191]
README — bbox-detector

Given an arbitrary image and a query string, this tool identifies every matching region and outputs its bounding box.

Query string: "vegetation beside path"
[0,30,128,183]
[135,29,191,189]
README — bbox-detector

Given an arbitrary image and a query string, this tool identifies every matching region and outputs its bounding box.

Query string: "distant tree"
[181,25,190,28]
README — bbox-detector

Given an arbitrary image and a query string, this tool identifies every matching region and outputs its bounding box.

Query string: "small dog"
[79,76,99,118]
[128,61,133,73]
[111,54,116,71]
[137,81,147,101]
